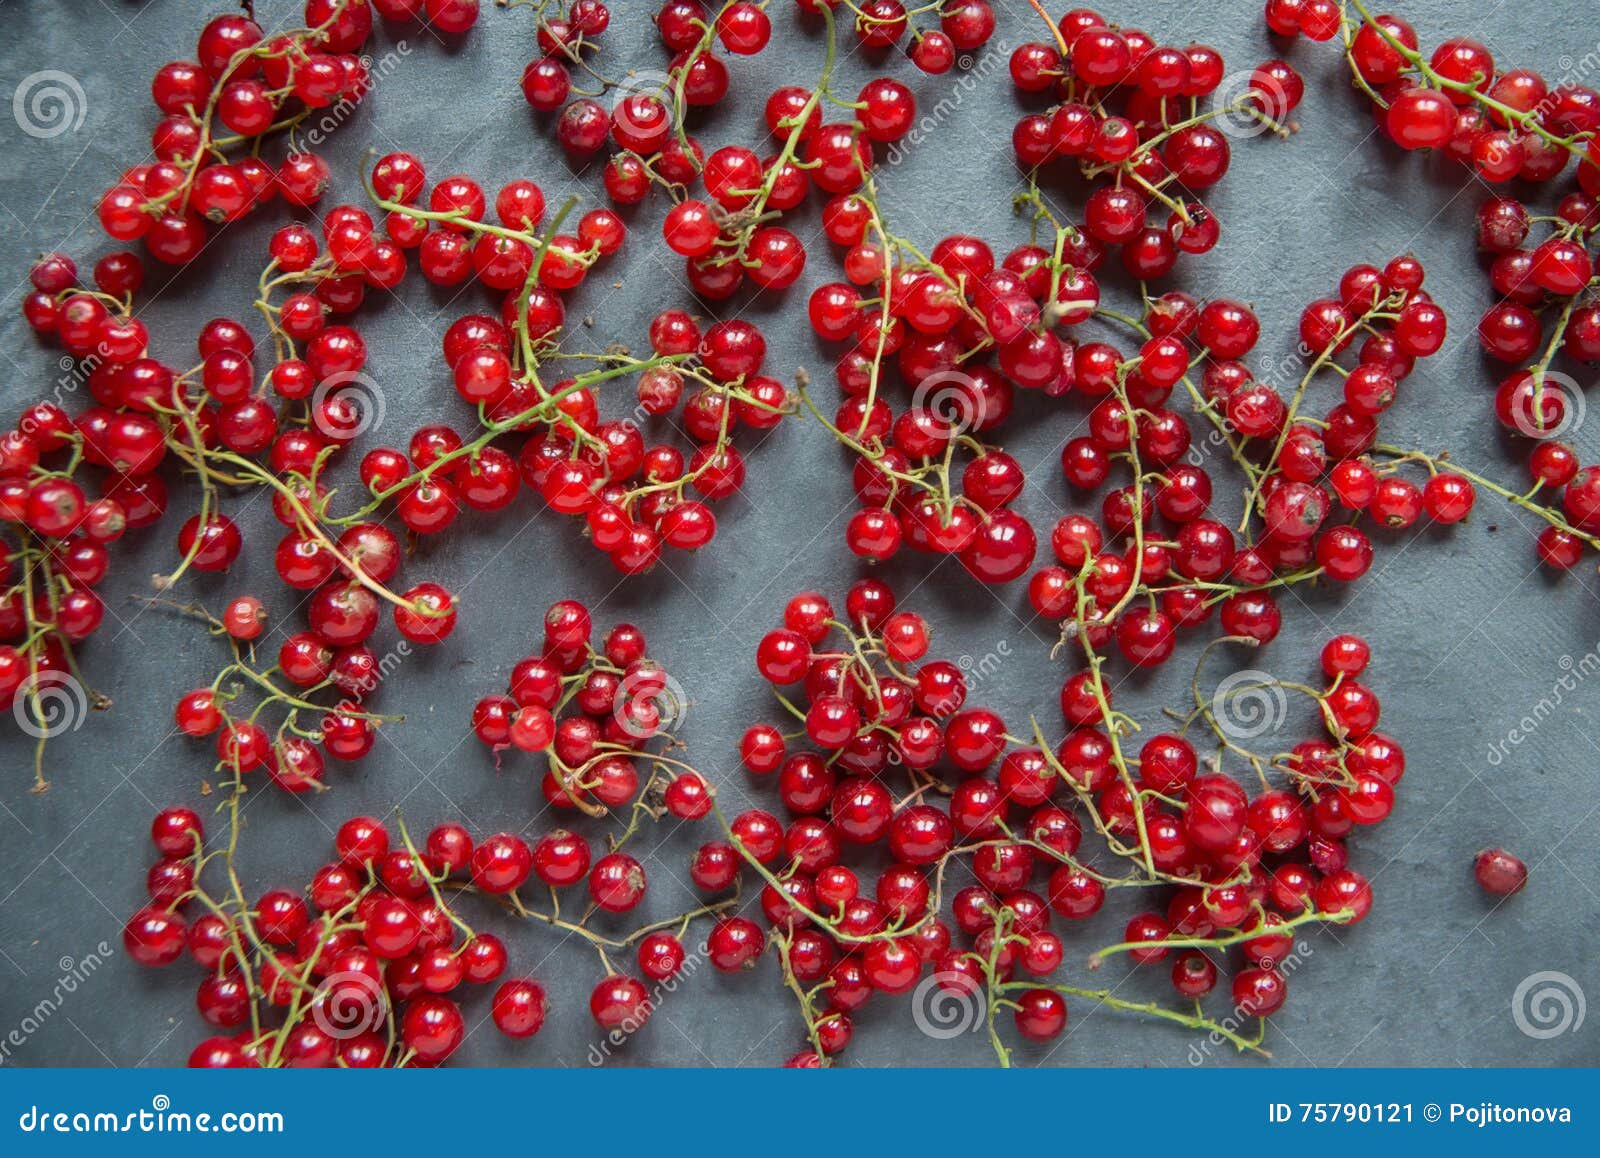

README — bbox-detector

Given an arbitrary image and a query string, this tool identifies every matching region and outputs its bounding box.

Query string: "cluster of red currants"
[1472,196,1600,570]
[675,116,872,301]
[1273,5,1600,570]
[525,0,766,158]
[362,152,793,571]
[1272,4,1600,188]
[831,0,997,69]
[1028,256,1464,671]
[8,257,314,766]
[1010,9,1304,279]
[135,596,751,1066]
[527,0,995,300]
[717,577,1401,1060]
[528,309,791,571]
[2,263,152,726]
[628,7,827,298]
[1064,636,1400,1026]
[470,600,697,814]
[730,581,1012,1057]
[124,805,554,1067]
[361,156,620,330]
[1283,257,1466,532]
[170,586,399,793]
[178,283,461,621]
[1298,4,1600,570]
[810,225,1066,580]
[746,580,980,778]
[522,0,780,280]
[13,224,465,786]
[94,4,400,266]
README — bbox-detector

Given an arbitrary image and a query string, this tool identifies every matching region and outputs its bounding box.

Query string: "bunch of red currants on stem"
[125,804,560,1067]
[90,2,481,268]
[1010,8,1304,278]
[471,600,703,817]
[1272,3,1600,569]
[1470,198,1600,570]
[1028,252,1471,675]
[525,0,997,299]
[135,593,754,1066]
[1272,1,1599,187]
[714,580,1408,1063]
[169,588,398,793]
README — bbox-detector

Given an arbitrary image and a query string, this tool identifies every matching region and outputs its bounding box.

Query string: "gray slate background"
[0,0,1596,1067]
